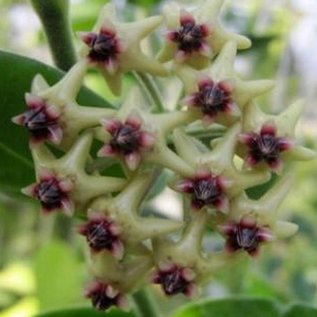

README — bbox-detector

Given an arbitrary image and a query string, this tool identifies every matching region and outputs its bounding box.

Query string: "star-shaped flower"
[87,252,153,311]
[86,173,183,252]
[98,113,155,171]
[79,3,168,95]
[220,217,273,256]
[174,169,229,213]
[79,213,124,260]
[223,174,298,238]
[171,124,270,213]
[85,281,127,311]
[12,93,62,144]
[94,88,199,176]
[22,132,126,215]
[12,61,115,148]
[220,174,299,247]
[239,121,292,172]
[152,213,232,296]
[157,0,251,68]
[176,41,274,126]
[152,263,197,297]
[239,101,316,173]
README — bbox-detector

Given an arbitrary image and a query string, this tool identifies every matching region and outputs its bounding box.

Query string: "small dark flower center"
[110,124,141,154]
[172,21,207,54]
[35,179,65,210]
[160,270,189,295]
[85,221,114,251]
[89,286,118,311]
[199,85,228,115]
[251,134,280,161]
[192,177,222,206]
[88,31,119,63]
[236,226,259,249]
[23,106,58,140]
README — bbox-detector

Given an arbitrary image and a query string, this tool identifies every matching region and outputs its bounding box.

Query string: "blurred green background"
[0,0,317,316]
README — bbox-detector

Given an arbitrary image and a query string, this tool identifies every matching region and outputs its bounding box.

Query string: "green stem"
[133,288,162,317]
[134,72,165,113]
[30,0,77,71]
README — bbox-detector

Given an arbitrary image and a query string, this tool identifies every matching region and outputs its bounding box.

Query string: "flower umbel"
[13,0,315,313]
[239,122,292,171]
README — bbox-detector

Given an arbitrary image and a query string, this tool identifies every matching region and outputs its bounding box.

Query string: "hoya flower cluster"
[13,0,315,312]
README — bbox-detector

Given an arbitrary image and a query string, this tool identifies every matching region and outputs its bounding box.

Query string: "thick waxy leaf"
[173,298,280,317]
[34,307,136,317]
[0,51,110,194]
[283,304,317,317]
[173,298,317,317]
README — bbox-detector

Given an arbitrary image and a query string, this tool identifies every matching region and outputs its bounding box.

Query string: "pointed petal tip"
[111,240,124,260]
[48,126,63,144]
[11,114,25,125]
[97,144,116,158]
[61,199,75,216]
[124,152,141,170]
[21,184,36,197]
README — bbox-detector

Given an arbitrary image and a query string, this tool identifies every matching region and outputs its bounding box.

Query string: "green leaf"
[172,298,280,317]
[34,307,136,317]
[0,50,111,195]
[283,304,317,317]
[33,240,83,311]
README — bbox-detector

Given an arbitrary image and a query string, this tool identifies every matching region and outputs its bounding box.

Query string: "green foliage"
[33,240,83,311]
[34,307,136,317]
[173,298,280,317]
[0,51,110,194]
[172,298,317,317]
[283,304,317,317]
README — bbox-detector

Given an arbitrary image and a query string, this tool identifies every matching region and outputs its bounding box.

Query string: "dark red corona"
[166,11,210,60]
[175,171,229,213]
[79,214,124,259]
[239,122,292,171]
[12,94,62,144]
[183,78,237,124]
[220,218,273,256]
[98,115,155,170]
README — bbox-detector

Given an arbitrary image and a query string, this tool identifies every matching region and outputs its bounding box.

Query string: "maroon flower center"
[192,177,222,209]
[87,284,118,311]
[196,83,231,116]
[83,220,116,252]
[223,220,271,256]
[170,19,208,54]
[110,124,141,155]
[23,106,59,141]
[250,134,282,163]
[35,178,66,211]
[158,269,190,295]
[236,226,259,250]
[88,31,119,63]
